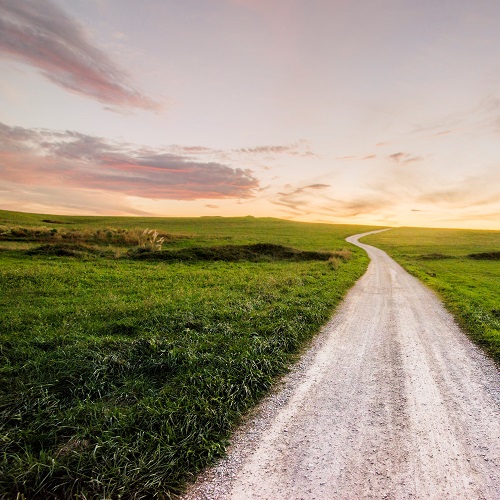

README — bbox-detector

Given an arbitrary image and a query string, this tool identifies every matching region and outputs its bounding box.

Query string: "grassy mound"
[468,251,500,260]
[128,243,333,262]
[417,253,455,260]
[25,243,103,257]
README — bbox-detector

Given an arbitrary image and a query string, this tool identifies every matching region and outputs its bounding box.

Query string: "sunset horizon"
[1,0,500,230]
[2,3,499,496]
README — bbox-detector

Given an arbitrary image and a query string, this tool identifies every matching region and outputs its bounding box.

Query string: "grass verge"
[363,227,500,362]
[0,210,377,498]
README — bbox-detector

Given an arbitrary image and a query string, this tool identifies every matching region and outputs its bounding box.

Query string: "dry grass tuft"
[0,225,186,248]
[138,229,165,252]
[331,248,352,261]
[328,249,352,270]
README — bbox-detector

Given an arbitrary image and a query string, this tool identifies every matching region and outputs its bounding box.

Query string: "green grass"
[363,227,500,362]
[0,209,378,499]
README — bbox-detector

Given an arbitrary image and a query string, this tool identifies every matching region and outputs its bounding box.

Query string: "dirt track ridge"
[184,230,500,499]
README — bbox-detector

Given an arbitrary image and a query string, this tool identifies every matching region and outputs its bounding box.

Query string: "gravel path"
[183,230,500,499]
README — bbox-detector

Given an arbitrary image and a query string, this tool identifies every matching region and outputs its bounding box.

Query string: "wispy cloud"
[235,141,316,158]
[431,130,453,137]
[167,141,317,167]
[412,89,500,139]
[272,183,390,219]
[0,180,152,216]
[336,155,356,161]
[0,122,259,200]
[388,152,422,164]
[277,183,330,196]
[336,150,422,165]
[336,153,377,161]
[170,145,223,156]
[0,0,158,111]
[269,163,500,225]
[416,177,500,209]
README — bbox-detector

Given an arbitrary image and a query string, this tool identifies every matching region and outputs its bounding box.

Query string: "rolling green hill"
[0,210,378,498]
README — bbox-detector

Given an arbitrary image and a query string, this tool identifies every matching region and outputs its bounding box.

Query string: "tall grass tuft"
[138,229,165,252]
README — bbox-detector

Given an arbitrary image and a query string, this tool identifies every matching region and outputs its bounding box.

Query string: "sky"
[1,0,500,229]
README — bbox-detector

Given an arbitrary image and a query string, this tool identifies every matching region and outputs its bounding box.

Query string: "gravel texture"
[182,230,500,499]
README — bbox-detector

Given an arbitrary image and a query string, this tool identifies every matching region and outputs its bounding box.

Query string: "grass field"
[0,209,378,499]
[363,227,500,362]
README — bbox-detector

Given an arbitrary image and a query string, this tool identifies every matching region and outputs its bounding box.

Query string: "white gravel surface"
[182,230,500,499]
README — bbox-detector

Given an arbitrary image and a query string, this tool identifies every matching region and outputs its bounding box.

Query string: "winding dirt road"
[184,230,500,499]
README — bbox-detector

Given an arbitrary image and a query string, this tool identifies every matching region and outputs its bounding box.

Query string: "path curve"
[184,230,500,499]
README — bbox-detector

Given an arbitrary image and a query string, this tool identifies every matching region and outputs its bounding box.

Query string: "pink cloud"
[0,122,259,200]
[0,0,158,111]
